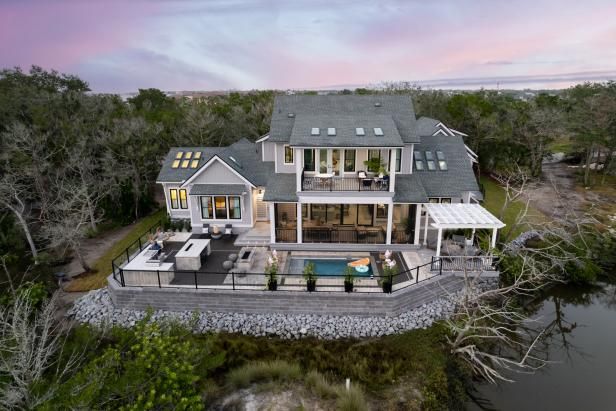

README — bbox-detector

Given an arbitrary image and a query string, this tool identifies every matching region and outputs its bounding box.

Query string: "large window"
[200,196,213,219]
[304,149,315,171]
[169,189,188,209]
[389,149,402,172]
[229,196,242,219]
[284,145,294,164]
[367,150,381,172]
[199,195,242,219]
[344,149,356,172]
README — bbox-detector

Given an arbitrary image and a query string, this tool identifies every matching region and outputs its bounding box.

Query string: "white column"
[490,228,498,250]
[296,202,302,244]
[389,148,396,193]
[386,203,393,244]
[269,203,276,244]
[436,228,443,257]
[295,148,302,192]
[413,204,422,245]
[471,228,476,244]
[423,209,430,246]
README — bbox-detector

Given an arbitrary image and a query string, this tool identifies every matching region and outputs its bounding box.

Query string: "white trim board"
[180,155,255,188]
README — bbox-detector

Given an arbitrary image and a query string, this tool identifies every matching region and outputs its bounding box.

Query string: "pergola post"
[414,204,422,245]
[490,228,497,250]
[436,228,443,257]
[471,228,476,243]
[423,208,429,246]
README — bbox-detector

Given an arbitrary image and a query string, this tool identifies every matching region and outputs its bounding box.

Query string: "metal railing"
[114,259,443,294]
[274,227,387,244]
[301,176,389,192]
[111,219,164,283]
[430,255,498,272]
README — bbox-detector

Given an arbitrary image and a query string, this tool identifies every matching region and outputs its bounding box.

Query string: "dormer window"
[327,128,336,136]
[311,127,320,136]
[356,127,365,136]
[374,127,383,136]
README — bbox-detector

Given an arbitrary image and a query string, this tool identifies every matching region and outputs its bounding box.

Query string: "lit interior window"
[190,160,199,168]
[194,151,202,159]
[171,160,180,168]
[181,160,190,168]
[175,151,183,159]
[185,151,193,159]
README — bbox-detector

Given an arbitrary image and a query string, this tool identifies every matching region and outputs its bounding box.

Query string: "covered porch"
[422,203,505,257]
[270,202,421,245]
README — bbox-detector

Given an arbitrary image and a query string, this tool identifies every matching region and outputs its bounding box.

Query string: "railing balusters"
[157,270,161,288]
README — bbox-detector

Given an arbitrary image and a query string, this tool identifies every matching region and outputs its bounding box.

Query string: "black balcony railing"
[302,176,389,192]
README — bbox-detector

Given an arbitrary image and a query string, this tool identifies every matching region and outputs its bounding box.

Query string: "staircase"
[234,222,271,246]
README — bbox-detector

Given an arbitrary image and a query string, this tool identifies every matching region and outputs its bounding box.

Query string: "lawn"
[65,209,166,292]
[480,176,546,240]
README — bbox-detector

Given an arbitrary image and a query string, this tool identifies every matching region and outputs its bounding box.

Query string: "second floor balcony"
[301,173,390,192]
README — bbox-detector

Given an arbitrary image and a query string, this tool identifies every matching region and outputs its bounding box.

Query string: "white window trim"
[283,144,294,165]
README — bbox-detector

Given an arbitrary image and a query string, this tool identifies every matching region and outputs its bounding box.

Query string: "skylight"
[311,127,320,136]
[175,151,183,159]
[229,156,241,167]
[425,151,434,160]
[374,127,384,136]
[190,160,199,169]
[427,160,436,170]
[181,160,190,168]
[327,128,336,136]
[436,151,447,170]
[185,151,193,159]
[194,151,202,159]
[171,160,181,169]
[356,127,365,136]
[415,160,424,171]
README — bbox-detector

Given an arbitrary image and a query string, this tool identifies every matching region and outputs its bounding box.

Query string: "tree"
[0,293,84,410]
[0,172,39,261]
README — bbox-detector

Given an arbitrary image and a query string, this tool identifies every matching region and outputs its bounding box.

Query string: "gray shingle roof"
[270,95,420,144]
[413,133,479,198]
[156,138,273,186]
[289,114,403,147]
[263,173,297,202]
[190,184,246,195]
[415,117,442,136]
[393,174,428,203]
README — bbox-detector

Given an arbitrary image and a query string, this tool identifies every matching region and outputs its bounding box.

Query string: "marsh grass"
[227,360,302,388]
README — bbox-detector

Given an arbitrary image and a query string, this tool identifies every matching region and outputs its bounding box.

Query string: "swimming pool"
[288,257,373,277]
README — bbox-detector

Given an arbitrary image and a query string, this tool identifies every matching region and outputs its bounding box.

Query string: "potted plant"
[377,165,389,179]
[363,157,382,174]
[343,266,355,293]
[380,252,397,293]
[183,219,192,232]
[303,262,317,292]
[265,251,279,291]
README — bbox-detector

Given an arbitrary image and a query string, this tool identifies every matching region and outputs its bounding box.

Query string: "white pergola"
[423,203,506,256]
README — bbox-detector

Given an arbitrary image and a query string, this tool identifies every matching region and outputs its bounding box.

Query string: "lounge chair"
[223,224,233,238]
[202,223,211,238]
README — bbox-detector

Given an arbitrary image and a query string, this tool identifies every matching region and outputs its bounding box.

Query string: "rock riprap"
[68,278,498,340]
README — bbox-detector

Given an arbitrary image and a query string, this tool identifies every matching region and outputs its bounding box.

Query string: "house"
[156,95,504,256]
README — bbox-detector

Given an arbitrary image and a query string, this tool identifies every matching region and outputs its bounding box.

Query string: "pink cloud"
[0,0,158,71]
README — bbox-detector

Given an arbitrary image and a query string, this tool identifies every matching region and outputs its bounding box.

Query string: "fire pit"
[236,247,255,271]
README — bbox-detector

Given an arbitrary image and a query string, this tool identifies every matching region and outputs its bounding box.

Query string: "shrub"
[335,385,369,411]
[305,370,337,399]
[227,360,301,388]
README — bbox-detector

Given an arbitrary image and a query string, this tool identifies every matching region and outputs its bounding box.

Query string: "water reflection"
[469,282,616,411]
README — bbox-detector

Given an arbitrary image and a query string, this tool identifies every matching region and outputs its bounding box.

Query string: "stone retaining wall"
[107,272,495,317]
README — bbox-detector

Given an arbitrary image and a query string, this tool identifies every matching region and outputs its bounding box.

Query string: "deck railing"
[113,258,443,294]
[111,218,164,284]
[430,255,498,272]
[301,176,389,192]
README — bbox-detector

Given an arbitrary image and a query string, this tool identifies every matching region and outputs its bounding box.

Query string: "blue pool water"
[288,258,373,277]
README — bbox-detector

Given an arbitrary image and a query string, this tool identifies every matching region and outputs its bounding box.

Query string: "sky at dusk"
[1,0,616,93]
